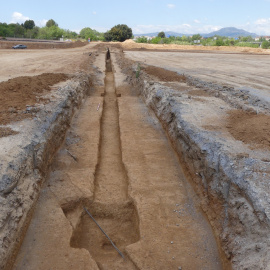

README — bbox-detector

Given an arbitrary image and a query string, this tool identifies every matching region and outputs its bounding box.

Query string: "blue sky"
[1,0,270,35]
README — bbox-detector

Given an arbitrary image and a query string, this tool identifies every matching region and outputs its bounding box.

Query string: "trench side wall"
[0,74,92,270]
[127,67,270,269]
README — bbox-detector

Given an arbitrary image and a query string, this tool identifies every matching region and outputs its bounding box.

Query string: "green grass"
[235,42,260,48]
[136,63,141,78]
[169,41,191,45]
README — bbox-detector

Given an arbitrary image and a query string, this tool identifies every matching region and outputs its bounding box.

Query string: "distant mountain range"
[203,27,257,38]
[134,27,258,38]
[134,31,184,37]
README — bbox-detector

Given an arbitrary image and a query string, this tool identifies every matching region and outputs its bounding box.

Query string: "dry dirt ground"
[0,42,95,139]
[1,41,270,270]
[121,42,270,269]
[124,48,270,152]
[0,43,94,82]
[125,50,270,92]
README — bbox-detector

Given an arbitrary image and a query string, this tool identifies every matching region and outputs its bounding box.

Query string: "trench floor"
[12,49,224,270]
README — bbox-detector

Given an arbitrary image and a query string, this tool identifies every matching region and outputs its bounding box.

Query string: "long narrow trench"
[70,50,140,269]
[94,50,129,203]
[12,48,225,270]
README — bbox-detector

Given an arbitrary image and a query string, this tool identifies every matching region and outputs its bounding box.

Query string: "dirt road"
[0,44,94,82]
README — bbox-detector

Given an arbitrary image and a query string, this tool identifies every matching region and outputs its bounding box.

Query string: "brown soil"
[0,127,18,138]
[227,110,270,150]
[188,89,211,97]
[144,65,186,82]
[0,40,88,50]
[0,73,69,125]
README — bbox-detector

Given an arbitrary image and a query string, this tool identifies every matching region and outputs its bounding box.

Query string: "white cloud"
[92,11,97,15]
[167,4,176,9]
[36,19,48,27]
[195,25,221,33]
[10,12,47,27]
[253,18,270,35]
[10,12,29,24]
[72,29,81,34]
[238,18,270,35]
[194,19,201,24]
[92,26,109,32]
[255,18,270,25]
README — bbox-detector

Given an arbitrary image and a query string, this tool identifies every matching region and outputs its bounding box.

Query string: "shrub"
[136,36,148,43]
[172,40,191,45]
[262,41,270,49]
[162,38,171,44]
[215,39,224,46]
[136,63,141,78]
[150,37,162,44]
[235,42,259,48]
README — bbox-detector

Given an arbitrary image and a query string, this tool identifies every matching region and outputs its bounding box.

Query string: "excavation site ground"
[1,40,270,270]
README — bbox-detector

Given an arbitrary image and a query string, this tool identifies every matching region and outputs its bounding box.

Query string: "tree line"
[136,31,270,49]
[0,19,133,42]
[0,19,81,40]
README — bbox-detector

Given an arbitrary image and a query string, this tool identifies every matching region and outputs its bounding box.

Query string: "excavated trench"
[10,48,229,270]
[8,45,270,270]
[68,50,140,269]
[3,44,270,270]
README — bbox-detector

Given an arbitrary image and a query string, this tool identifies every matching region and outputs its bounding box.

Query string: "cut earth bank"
[122,44,270,269]
[0,42,269,270]
[0,43,97,269]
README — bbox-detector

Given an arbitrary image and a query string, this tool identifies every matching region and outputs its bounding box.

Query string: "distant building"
[134,35,154,41]
[255,36,270,41]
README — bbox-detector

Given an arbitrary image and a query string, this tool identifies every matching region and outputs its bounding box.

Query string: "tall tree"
[24,20,35,30]
[14,23,25,36]
[191,34,202,41]
[80,27,100,40]
[158,31,165,38]
[46,19,58,28]
[104,24,132,42]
